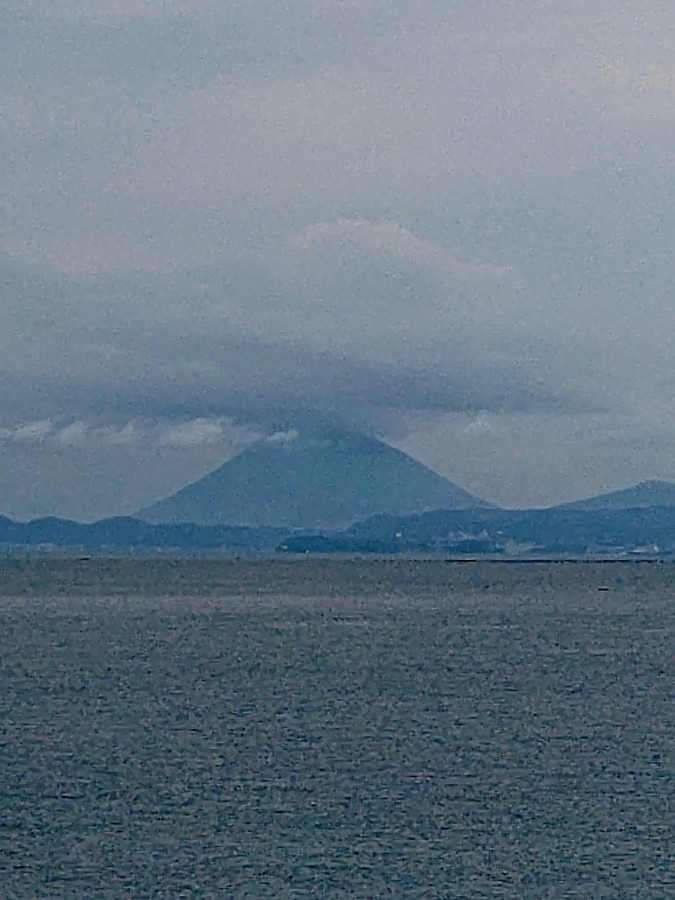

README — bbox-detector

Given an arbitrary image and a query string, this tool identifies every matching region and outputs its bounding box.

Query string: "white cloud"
[158,417,248,447]
[0,416,257,452]
[266,428,299,445]
[0,420,53,444]
[54,422,89,447]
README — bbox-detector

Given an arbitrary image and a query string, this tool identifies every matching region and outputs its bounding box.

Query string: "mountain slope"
[138,428,489,529]
[555,480,675,511]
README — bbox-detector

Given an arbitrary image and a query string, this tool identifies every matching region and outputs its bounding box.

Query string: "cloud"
[2,0,675,517]
[0,0,656,272]
[157,417,254,447]
[266,428,299,445]
[0,218,609,439]
[53,422,89,448]
[0,416,257,451]
[0,420,53,444]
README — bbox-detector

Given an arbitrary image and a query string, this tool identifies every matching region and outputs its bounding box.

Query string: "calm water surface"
[1,559,674,897]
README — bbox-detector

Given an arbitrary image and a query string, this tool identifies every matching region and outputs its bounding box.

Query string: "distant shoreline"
[0,554,672,599]
[0,549,671,562]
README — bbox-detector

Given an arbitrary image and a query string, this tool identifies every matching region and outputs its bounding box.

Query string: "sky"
[2,0,675,519]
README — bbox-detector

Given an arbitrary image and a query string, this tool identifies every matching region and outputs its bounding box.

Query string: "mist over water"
[2,559,674,896]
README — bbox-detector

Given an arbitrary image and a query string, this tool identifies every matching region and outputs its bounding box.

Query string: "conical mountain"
[556,479,675,511]
[138,427,490,529]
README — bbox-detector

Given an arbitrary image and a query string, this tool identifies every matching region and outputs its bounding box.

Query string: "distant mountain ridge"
[554,480,675,511]
[138,427,489,530]
[281,505,675,556]
[0,516,286,553]
[2,501,675,555]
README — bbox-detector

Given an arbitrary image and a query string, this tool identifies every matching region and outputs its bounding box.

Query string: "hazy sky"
[2,1,675,518]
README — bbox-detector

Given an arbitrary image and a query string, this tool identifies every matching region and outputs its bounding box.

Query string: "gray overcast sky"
[2,0,675,518]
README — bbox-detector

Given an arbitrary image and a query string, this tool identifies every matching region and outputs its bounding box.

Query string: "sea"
[1,557,673,898]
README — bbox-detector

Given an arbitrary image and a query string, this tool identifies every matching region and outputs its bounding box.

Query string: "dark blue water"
[1,560,674,897]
